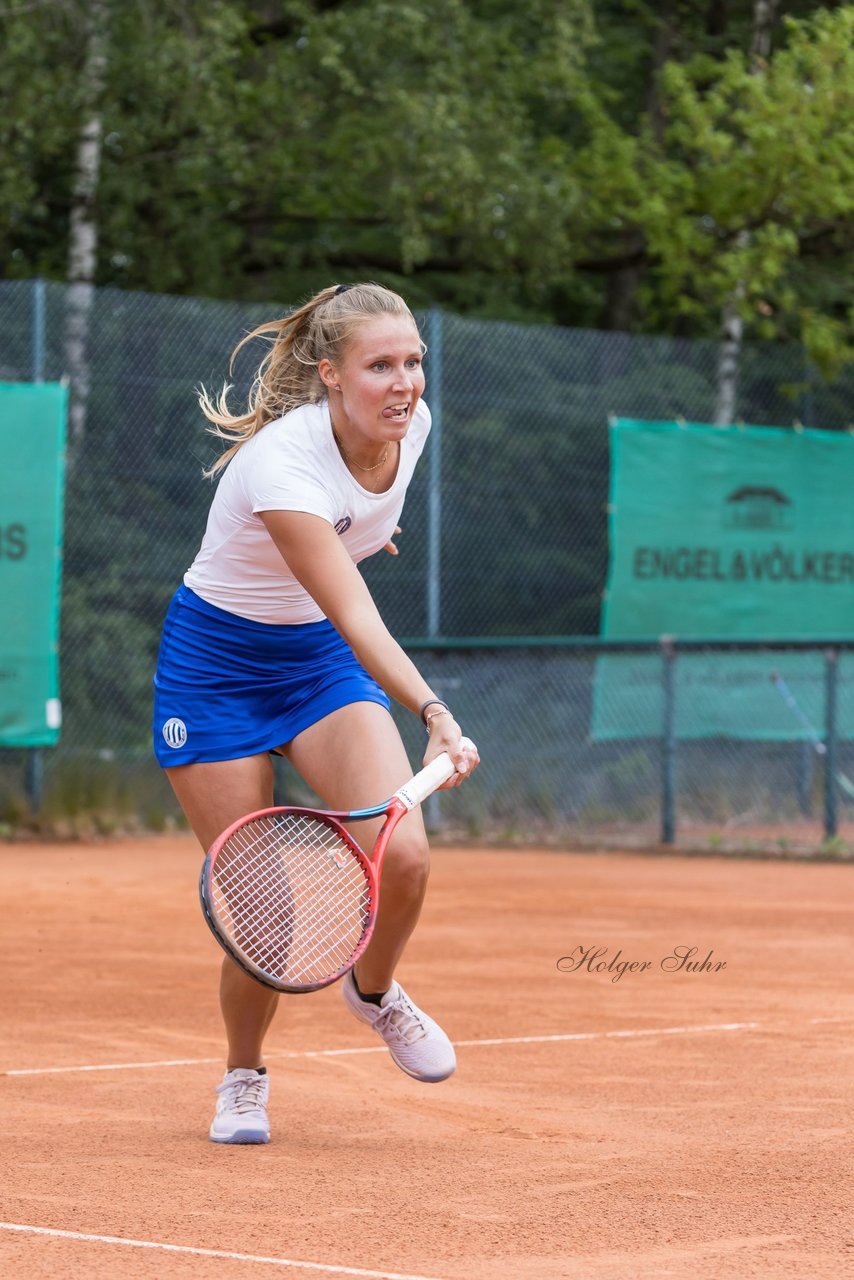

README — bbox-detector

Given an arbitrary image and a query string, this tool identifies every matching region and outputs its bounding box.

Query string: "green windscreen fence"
[593,418,854,740]
[1,382,67,746]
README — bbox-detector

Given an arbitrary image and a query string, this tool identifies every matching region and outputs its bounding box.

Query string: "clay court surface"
[1,837,852,1280]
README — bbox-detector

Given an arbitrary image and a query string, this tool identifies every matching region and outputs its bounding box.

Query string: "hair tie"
[335,284,353,296]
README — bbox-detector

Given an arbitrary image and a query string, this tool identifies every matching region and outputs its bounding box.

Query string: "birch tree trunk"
[713,0,779,425]
[749,0,778,63]
[715,246,747,427]
[64,0,109,451]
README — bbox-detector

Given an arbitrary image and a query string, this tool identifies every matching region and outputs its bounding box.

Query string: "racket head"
[199,806,379,994]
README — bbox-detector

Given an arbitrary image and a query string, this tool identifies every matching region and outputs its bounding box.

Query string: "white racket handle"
[395,737,477,811]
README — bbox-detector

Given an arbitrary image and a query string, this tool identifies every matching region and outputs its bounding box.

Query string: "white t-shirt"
[184,399,431,624]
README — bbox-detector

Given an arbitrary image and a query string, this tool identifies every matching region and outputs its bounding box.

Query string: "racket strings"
[209,812,372,988]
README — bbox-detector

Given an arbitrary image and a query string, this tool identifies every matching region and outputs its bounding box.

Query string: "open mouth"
[383,402,410,422]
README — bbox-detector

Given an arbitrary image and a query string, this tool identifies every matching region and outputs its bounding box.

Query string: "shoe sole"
[209,1128,270,1144]
[394,1060,456,1083]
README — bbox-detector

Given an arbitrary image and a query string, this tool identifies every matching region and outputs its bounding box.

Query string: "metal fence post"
[24,750,44,815]
[823,647,839,841]
[27,277,47,813]
[32,276,46,381]
[426,307,443,640]
[660,637,677,845]
[424,308,445,830]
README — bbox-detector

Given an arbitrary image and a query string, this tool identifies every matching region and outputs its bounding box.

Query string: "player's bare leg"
[284,704,456,1082]
[283,701,430,994]
[166,754,280,1071]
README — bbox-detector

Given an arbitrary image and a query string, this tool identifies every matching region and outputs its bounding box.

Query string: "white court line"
[0,1223,447,1280]
[452,1021,760,1046]
[2,1021,762,1078]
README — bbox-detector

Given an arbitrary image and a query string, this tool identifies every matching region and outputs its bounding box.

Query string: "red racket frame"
[199,796,411,993]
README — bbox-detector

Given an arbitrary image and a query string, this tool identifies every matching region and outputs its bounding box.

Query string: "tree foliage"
[2,0,853,363]
[577,6,854,373]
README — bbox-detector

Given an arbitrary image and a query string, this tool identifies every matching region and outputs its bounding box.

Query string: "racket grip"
[395,737,476,810]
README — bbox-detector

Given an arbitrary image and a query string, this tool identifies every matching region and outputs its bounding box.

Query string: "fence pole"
[823,647,839,840]
[24,750,44,815]
[423,308,444,829]
[32,276,46,381]
[27,277,47,813]
[660,637,677,845]
[426,307,443,640]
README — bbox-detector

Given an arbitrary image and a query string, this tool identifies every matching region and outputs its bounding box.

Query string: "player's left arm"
[259,509,477,780]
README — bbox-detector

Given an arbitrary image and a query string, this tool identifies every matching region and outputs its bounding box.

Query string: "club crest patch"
[162,717,188,749]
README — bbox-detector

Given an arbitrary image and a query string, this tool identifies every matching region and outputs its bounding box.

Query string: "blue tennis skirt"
[152,585,390,767]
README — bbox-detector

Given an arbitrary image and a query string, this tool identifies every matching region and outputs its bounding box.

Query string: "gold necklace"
[332,427,389,473]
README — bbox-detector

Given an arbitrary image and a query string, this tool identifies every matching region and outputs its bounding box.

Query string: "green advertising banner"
[1,382,67,746]
[593,419,854,740]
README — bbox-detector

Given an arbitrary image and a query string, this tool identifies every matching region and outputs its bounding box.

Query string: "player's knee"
[387,829,430,899]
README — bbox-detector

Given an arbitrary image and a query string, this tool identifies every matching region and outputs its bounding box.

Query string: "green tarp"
[1,382,67,746]
[593,418,854,740]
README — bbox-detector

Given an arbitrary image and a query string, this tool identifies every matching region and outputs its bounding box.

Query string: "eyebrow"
[362,350,423,361]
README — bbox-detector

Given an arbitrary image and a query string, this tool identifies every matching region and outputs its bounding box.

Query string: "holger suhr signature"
[557,945,727,983]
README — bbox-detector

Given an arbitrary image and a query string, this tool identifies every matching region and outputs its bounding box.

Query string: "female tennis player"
[153,282,479,1144]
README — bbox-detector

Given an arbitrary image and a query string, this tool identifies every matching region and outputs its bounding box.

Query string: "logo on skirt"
[162,717,188,749]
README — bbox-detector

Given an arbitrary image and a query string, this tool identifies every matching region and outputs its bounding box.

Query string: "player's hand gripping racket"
[199,742,474,994]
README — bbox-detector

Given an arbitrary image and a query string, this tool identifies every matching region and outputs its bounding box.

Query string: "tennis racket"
[199,742,474,994]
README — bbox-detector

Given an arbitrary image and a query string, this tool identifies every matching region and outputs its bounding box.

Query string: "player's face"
[328,315,425,444]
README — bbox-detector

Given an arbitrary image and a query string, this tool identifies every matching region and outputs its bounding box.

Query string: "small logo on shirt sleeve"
[334,516,352,535]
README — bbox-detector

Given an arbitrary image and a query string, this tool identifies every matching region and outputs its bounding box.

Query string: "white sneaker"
[342,972,456,1083]
[209,1068,270,1144]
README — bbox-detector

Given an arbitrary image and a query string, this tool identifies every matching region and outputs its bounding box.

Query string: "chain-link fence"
[3,278,854,848]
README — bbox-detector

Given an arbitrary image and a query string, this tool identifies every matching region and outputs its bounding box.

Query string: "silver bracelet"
[419,698,449,725]
[424,708,453,733]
